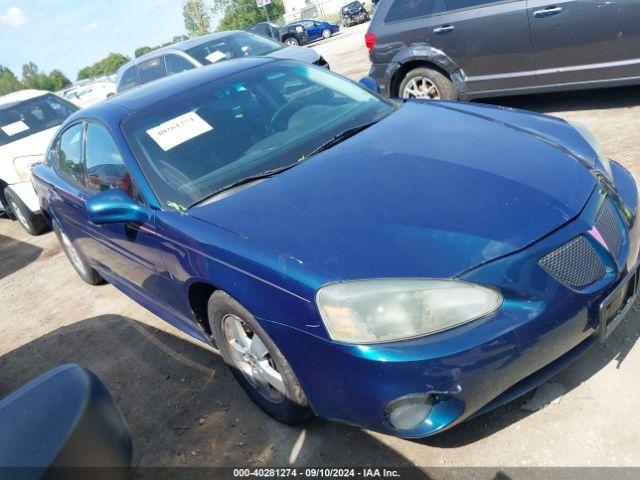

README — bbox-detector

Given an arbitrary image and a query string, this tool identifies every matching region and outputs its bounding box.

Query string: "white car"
[0,90,78,234]
[64,81,116,108]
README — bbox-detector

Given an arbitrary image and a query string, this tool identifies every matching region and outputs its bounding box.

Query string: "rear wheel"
[208,291,312,424]
[399,67,457,101]
[3,188,48,235]
[321,28,331,39]
[53,221,103,285]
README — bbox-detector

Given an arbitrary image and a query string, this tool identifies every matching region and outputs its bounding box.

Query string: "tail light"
[365,33,377,55]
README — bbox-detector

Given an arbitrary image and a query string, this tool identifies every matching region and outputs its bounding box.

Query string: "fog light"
[384,393,432,431]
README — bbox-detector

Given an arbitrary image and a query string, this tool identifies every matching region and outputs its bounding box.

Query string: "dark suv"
[366,0,640,100]
[245,22,308,46]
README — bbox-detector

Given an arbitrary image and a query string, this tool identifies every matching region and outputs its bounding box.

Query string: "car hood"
[266,46,320,64]
[0,126,57,182]
[190,101,597,285]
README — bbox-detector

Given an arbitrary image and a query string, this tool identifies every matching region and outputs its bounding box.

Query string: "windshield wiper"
[189,162,301,208]
[305,121,378,158]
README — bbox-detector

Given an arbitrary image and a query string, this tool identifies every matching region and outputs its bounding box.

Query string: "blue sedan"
[289,19,339,41]
[32,58,639,438]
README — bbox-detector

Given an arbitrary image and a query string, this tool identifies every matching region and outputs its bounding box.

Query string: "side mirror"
[0,364,132,474]
[359,76,379,94]
[86,188,149,225]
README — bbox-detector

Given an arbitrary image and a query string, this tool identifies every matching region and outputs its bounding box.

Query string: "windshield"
[186,32,282,65]
[123,61,394,210]
[0,94,78,147]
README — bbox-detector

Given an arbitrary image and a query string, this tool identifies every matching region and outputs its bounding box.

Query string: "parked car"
[63,80,116,108]
[366,0,640,100]
[245,21,309,47]
[0,89,77,234]
[33,57,639,438]
[340,1,370,27]
[116,31,327,93]
[288,19,340,42]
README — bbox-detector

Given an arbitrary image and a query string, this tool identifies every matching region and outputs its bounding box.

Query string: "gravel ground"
[1,21,640,476]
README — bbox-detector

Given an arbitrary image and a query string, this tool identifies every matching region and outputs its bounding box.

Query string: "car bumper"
[5,181,41,213]
[264,162,639,438]
[368,63,391,96]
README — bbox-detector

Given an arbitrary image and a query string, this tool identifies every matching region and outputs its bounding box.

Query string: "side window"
[118,66,138,92]
[385,0,446,22]
[164,54,196,76]
[84,123,136,198]
[446,0,493,10]
[56,124,84,185]
[138,57,167,85]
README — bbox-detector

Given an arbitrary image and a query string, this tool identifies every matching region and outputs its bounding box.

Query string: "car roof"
[76,57,279,124]
[118,30,247,72]
[0,89,48,110]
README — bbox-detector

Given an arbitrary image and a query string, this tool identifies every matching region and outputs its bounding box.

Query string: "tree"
[135,46,153,58]
[183,0,210,37]
[215,0,285,31]
[76,53,130,80]
[22,62,48,89]
[0,65,23,95]
[47,70,71,91]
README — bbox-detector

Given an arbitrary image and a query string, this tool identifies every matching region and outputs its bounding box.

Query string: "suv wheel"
[3,188,48,235]
[283,37,299,47]
[208,291,312,424]
[399,67,456,101]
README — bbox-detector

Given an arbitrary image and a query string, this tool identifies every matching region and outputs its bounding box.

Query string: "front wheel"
[321,28,331,39]
[3,188,48,235]
[53,221,103,285]
[398,67,457,101]
[283,37,299,47]
[208,291,312,424]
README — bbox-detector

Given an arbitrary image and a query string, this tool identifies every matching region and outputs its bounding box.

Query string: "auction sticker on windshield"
[1,121,30,136]
[146,111,213,151]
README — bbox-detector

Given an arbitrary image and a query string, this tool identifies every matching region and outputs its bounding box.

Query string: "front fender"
[385,44,467,97]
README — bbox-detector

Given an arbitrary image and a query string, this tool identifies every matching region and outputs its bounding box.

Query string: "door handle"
[434,25,455,34]
[533,6,563,17]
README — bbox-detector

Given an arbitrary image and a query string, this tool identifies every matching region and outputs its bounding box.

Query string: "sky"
[0,0,220,81]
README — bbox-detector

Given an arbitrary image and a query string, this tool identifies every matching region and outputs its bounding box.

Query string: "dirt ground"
[2,22,640,476]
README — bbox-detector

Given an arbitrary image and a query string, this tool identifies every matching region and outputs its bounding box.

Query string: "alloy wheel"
[322,29,331,39]
[285,38,298,47]
[222,314,286,403]
[10,201,29,230]
[402,77,441,100]
[60,230,87,276]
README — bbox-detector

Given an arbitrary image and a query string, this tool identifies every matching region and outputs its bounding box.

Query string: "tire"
[52,221,103,285]
[283,36,299,47]
[3,187,48,235]
[321,28,331,39]
[398,67,457,101]
[208,291,312,424]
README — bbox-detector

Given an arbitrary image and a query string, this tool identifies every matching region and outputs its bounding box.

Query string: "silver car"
[116,31,329,93]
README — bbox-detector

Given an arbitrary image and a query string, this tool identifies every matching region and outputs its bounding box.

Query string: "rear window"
[0,94,78,147]
[385,0,446,22]
[118,66,138,92]
[186,33,281,65]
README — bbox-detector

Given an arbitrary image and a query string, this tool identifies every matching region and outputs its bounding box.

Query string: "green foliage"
[76,53,130,81]
[18,62,71,92]
[0,65,24,95]
[183,0,211,37]
[216,0,285,31]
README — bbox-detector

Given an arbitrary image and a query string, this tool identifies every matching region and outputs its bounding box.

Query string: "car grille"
[595,199,623,258]
[539,235,606,288]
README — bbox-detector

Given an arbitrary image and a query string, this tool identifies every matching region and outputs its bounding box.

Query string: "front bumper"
[264,161,639,438]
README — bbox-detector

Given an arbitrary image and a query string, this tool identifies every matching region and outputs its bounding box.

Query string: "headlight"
[13,156,42,182]
[569,121,613,181]
[295,25,303,33]
[316,279,503,344]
